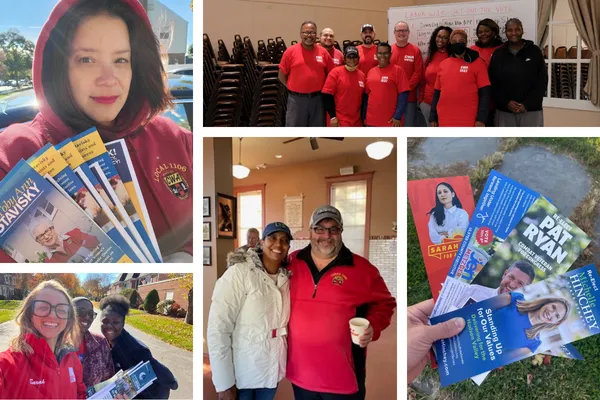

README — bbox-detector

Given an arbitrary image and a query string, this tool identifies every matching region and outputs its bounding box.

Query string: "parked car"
[0,75,193,132]
[167,64,193,76]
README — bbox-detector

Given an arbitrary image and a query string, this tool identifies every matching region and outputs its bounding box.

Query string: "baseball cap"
[262,222,292,241]
[361,24,374,33]
[309,205,344,228]
[344,46,359,58]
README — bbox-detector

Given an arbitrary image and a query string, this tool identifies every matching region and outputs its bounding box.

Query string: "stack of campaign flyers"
[86,361,158,399]
[410,171,598,387]
[0,127,162,263]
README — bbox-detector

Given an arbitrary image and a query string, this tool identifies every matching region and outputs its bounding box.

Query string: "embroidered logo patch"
[460,66,469,73]
[316,55,323,63]
[163,171,190,200]
[30,379,45,386]
[381,76,389,83]
[404,55,415,62]
[358,81,365,87]
[332,272,347,286]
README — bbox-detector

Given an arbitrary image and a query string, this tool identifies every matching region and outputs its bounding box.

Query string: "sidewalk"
[0,308,193,399]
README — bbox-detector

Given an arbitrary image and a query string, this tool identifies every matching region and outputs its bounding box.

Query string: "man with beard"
[357,24,378,76]
[286,205,396,399]
[279,21,335,127]
[390,21,423,127]
[452,261,535,309]
[364,42,410,127]
[319,28,344,66]
[322,46,365,127]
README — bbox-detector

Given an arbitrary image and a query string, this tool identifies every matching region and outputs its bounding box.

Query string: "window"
[160,32,170,40]
[33,199,58,220]
[327,172,373,257]
[165,291,174,300]
[234,185,266,248]
[543,0,596,112]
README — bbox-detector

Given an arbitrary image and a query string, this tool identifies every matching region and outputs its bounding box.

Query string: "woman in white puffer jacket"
[208,222,292,400]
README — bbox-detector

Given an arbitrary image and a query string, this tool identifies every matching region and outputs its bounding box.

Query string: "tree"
[169,273,193,324]
[0,29,34,87]
[144,289,160,313]
[187,44,193,59]
[83,274,114,299]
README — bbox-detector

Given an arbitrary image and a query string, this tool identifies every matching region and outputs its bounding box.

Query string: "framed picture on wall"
[217,193,236,239]
[203,246,212,266]
[203,222,211,241]
[203,197,211,217]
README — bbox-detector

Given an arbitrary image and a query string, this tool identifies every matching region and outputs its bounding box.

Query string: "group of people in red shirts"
[278,18,547,127]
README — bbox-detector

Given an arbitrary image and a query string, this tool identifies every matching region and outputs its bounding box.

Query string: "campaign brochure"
[72,128,157,263]
[0,159,132,263]
[431,264,600,387]
[105,139,163,262]
[408,176,476,300]
[87,361,158,399]
[55,138,146,263]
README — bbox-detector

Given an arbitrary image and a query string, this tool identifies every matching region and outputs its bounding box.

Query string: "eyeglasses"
[395,29,410,33]
[35,226,54,242]
[301,31,316,36]
[76,308,97,319]
[312,226,343,235]
[32,300,71,319]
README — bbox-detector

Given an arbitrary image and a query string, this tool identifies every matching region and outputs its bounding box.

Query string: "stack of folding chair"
[204,65,245,127]
[342,40,352,52]
[555,46,572,99]
[274,37,287,63]
[217,39,231,63]
[203,34,219,116]
[567,46,578,99]
[249,64,288,126]
[581,48,591,100]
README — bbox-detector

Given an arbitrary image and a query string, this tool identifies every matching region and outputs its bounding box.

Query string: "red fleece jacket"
[0,0,193,262]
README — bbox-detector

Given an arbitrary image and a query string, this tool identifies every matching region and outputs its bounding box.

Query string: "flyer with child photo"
[431,264,600,387]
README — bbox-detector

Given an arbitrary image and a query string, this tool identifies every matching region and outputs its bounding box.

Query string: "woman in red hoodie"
[0,280,86,399]
[0,0,192,263]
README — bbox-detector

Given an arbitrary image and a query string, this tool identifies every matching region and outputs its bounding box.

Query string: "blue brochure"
[0,159,132,263]
[432,264,600,387]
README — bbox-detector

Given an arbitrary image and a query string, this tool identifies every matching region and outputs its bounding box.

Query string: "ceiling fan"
[282,137,344,150]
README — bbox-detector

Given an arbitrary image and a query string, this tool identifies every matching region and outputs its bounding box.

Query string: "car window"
[161,101,192,131]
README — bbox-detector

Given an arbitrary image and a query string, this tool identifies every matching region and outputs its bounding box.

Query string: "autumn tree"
[169,273,193,324]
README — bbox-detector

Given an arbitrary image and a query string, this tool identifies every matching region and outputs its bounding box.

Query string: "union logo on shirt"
[358,81,364,87]
[331,272,348,286]
[164,171,190,200]
[381,76,389,83]
[460,66,469,73]
[316,55,323,63]
[333,59,341,65]
[404,55,415,62]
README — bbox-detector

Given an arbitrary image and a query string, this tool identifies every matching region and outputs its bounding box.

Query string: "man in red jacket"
[390,21,423,127]
[286,205,396,399]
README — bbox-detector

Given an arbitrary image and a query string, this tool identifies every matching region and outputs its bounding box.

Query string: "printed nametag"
[405,55,415,62]
[460,66,469,73]
[316,55,323,63]
[381,76,389,83]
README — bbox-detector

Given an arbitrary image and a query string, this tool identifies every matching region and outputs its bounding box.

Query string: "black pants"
[291,383,365,400]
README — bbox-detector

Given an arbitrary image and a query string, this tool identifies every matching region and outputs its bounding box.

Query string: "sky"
[0,0,193,46]
[76,273,119,284]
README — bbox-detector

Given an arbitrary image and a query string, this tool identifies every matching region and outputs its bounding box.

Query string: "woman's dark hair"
[99,294,130,318]
[426,26,452,64]
[42,0,171,133]
[475,18,503,48]
[427,182,463,226]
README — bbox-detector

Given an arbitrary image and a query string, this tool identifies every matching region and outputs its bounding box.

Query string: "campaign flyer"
[408,176,475,300]
[72,128,157,263]
[431,264,600,387]
[105,139,163,262]
[55,138,146,263]
[0,159,132,263]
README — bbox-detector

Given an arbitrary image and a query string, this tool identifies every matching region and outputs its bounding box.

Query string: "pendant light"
[232,138,250,179]
[366,139,394,160]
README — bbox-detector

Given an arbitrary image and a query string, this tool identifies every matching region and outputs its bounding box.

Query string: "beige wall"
[233,150,397,237]
[544,107,600,126]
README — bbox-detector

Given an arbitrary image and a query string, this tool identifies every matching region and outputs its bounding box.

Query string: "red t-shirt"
[469,44,503,66]
[365,64,410,127]
[279,43,335,93]
[357,45,378,76]
[434,56,490,127]
[322,66,366,127]
[421,50,449,104]
[390,43,423,102]
[321,45,345,67]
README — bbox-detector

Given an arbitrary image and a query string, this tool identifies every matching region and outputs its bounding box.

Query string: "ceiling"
[231,137,397,169]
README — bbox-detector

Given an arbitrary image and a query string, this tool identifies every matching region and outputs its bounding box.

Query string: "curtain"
[538,0,557,47]
[568,0,600,106]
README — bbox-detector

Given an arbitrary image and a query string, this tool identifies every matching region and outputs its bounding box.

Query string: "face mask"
[345,64,358,72]
[449,42,466,55]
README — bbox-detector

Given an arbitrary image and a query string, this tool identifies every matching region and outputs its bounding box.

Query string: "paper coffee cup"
[349,317,370,345]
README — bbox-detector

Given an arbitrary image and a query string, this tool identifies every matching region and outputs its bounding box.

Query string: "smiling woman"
[0,280,86,399]
[0,0,193,263]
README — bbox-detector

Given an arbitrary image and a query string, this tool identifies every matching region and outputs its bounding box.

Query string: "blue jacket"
[110,329,178,399]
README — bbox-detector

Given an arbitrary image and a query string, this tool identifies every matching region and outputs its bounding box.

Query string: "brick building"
[109,273,189,308]
[0,274,16,300]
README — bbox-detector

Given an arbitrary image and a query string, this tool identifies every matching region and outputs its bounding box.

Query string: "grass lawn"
[126,312,192,352]
[0,300,21,324]
[408,137,600,399]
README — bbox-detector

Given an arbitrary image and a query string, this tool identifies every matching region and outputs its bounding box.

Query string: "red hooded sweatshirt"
[0,333,86,399]
[0,0,192,262]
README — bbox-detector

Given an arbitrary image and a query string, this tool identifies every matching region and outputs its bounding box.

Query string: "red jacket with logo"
[286,245,396,394]
[0,0,193,262]
[0,333,86,399]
